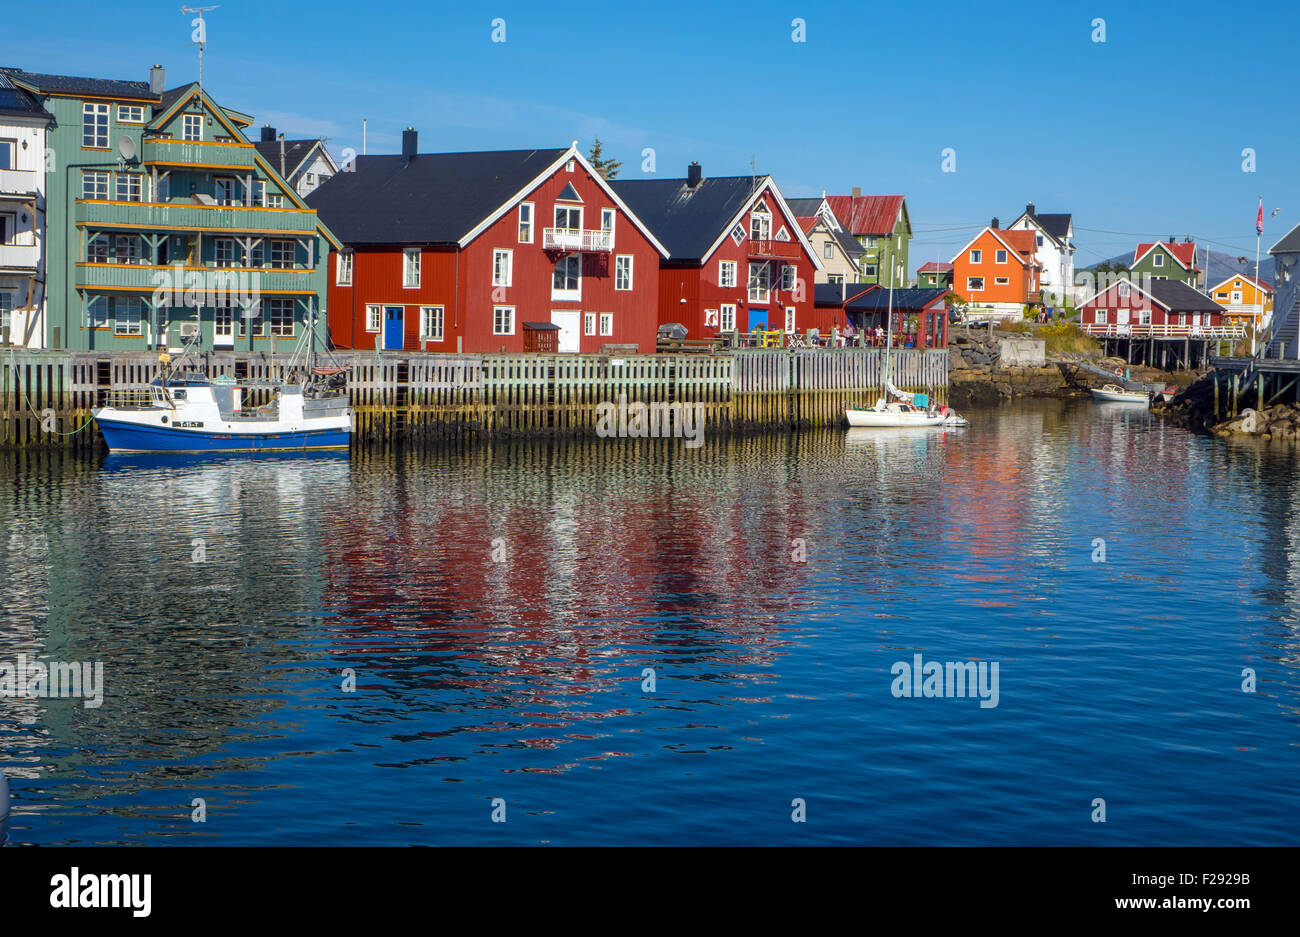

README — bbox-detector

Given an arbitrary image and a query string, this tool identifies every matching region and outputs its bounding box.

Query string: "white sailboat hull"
[845,407,946,428]
[1091,384,1148,405]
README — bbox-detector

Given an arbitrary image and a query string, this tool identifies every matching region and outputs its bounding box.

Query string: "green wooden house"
[824,192,911,287]
[917,261,952,290]
[1129,238,1200,288]
[3,65,337,351]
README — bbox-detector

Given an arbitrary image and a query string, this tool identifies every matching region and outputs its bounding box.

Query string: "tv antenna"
[181,5,219,88]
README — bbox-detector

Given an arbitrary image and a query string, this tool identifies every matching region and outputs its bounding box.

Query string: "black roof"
[254,139,319,176]
[306,148,567,246]
[0,70,51,120]
[1144,278,1223,312]
[814,282,874,306]
[845,287,948,313]
[611,176,761,261]
[2,67,158,102]
[785,197,822,216]
[1017,207,1072,243]
[156,82,197,116]
[1270,222,1300,255]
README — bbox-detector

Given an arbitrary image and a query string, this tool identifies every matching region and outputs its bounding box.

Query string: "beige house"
[788,197,863,284]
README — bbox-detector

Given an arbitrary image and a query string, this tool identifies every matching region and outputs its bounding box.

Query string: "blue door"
[384,306,404,350]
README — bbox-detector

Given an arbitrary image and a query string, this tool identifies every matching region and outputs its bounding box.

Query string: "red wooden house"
[1077,276,1228,336]
[307,133,668,354]
[611,164,825,339]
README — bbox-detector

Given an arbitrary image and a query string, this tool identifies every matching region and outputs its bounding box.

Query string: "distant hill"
[1084,249,1275,288]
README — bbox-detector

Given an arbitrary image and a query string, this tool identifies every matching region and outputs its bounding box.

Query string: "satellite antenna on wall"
[117,136,136,161]
[181,5,220,88]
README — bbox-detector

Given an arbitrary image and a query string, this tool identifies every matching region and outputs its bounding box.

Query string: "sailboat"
[93,307,353,453]
[844,275,967,428]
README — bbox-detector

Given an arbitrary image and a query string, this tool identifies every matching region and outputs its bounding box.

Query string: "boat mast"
[883,269,894,393]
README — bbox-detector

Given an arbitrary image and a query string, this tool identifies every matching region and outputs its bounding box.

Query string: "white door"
[552,310,580,352]
[1116,308,1130,325]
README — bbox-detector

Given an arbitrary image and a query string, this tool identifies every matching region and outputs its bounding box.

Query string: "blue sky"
[5,0,1295,267]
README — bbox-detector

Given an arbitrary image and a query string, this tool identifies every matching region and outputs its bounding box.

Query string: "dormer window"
[750,204,771,242]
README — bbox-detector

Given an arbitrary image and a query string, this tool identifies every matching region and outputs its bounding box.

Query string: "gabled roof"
[844,286,948,313]
[785,197,824,217]
[824,194,906,236]
[1134,240,1198,270]
[950,227,1042,267]
[1,67,158,102]
[918,261,953,273]
[1208,272,1273,293]
[253,139,336,181]
[1010,207,1073,245]
[0,70,52,120]
[611,174,821,267]
[148,82,250,142]
[1268,221,1300,255]
[1079,276,1222,312]
[308,144,667,254]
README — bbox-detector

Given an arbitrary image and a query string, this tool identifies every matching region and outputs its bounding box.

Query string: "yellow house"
[1208,273,1273,325]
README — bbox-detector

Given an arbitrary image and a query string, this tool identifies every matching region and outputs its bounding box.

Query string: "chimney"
[402,127,418,162]
[261,125,276,142]
[851,185,862,198]
[149,64,165,95]
[1026,202,1035,215]
[1168,235,1176,245]
[687,161,702,187]
[991,216,1000,229]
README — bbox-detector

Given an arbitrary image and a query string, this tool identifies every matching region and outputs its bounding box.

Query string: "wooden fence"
[0,347,947,450]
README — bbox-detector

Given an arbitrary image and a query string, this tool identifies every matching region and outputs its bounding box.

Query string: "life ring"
[1113,367,1123,379]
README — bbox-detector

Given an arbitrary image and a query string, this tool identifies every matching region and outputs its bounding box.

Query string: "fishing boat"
[93,311,352,453]
[1090,383,1149,405]
[843,278,969,429]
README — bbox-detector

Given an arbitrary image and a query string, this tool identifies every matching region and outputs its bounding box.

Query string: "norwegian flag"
[1257,198,1264,236]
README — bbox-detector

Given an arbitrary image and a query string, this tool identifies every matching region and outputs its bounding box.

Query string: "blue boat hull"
[96,418,350,453]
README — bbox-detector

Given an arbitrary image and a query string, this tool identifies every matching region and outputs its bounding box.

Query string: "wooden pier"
[0,347,949,450]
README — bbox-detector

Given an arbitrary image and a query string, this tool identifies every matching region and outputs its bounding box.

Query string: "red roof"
[824,194,905,236]
[796,216,818,235]
[918,261,953,273]
[1210,272,1273,292]
[1135,241,1199,269]
[999,228,1039,260]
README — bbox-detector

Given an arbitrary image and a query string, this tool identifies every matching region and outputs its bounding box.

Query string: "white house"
[253,127,339,198]
[1005,202,1076,306]
[1267,222,1300,358]
[0,71,50,347]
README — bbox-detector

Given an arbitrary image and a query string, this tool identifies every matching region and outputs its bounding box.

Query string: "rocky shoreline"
[1153,372,1300,441]
[948,331,1092,406]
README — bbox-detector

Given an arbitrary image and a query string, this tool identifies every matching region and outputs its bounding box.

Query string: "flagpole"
[1255,196,1262,358]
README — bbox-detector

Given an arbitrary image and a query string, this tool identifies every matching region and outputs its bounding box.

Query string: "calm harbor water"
[2,400,1299,845]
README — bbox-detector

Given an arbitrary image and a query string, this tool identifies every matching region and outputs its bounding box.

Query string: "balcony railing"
[1082,322,1245,339]
[542,227,613,252]
[0,168,40,198]
[74,262,317,294]
[748,239,801,259]
[142,138,257,169]
[76,199,319,234]
[0,244,39,270]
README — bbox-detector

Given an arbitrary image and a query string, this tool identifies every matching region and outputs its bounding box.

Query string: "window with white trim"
[83,103,109,148]
[784,306,796,333]
[518,202,533,243]
[0,292,14,335]
[748,262,770,303]
[967,277,984,291]
[337,251,353,285]
[87,235,108,263]
[719,260,737,288]
[824,242,834,259]
[599,312,613,336]
[750,204,771,242]
[969,249,982,264]
[403,248,421,287]
[82,170,110,200]
[116,104,145,123]
[554,205,582,231]
[994,277,1009,285]
[552,254,580,300]
[421,305,444,341]
[215,238,239,268]
[183,114,202,142]
[214,177,238,206]
[113,296,143,335]
[1153,253,1164,267]
[719,303,737,331]
[1096,309,1107,324]
[584,312,596,336]
[115,172,142,202]
[269,240,295,269]
[995,249,1007,264]
[780,264,796,291]
[493,306,515,335]
[267,194,284,208]
[268,298,295,336]
[615,255,632,290]
[493,249,513,287]
[601,208,615,234]
[114,235,142,265]
[366,304,382,331]
[730,223,745,245]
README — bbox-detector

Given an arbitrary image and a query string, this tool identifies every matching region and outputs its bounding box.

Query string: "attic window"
[557,182,582,202]
[566,160,575,173]
[730,224,745,245]
[775,226,790,242]
[183,114,202,142]
[1153,254,1164,267]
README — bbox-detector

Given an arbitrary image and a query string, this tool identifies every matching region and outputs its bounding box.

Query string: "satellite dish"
[117,136,136,161]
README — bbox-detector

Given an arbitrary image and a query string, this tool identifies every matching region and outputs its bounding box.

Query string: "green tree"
[587,138,622,180]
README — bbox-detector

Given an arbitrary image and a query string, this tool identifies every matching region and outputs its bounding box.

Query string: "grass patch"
[1039,321,1099,355]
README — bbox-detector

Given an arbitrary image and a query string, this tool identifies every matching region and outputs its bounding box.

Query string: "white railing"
[542,227,613,252]
[0,168,40,197]
[0,244,39,270]
[1082,322,1245,339]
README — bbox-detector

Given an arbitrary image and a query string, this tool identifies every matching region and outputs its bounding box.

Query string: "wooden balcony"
[74,262,317,294]
[748,239,801,259]
[542,227,613,252]
[0,244,39,271]
[1082,322,1245,340]
[142,138,257,170]
[0,168,40,198]
[76,199,319,235]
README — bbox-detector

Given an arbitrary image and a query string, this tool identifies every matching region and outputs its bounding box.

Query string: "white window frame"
[269,239,295,269]
[967,276,984,292]
[552,254,581,301]
[215,238,238,268]
[420,305,444,341]
[719,303,737,332]
[601,208,615,234]
[615,255,632,291]
[784,306,796,333]
[82,170,110,200]
[995,249,1007,264]
[584,312,597,336]
[116,104,145,123]
[750,204,771,242]
[214,177,238,206]
[113,296,143,336]
[554,204,582,232]
[1095,309,1107,324]
[994,276,1009,286]
[87,295,110,329]
[1153,253,1164,267]
[115,172,142,202]
[719,260,737,288]
[0,291,13,334]
[366,304,382,332]
[518,202,533,243]
[599,312,613,336]
[780,264,796,291]
[969,249,982,264]
[748,262,770,303]
[83,103,109,148]
[730,223,745,245]
[493,248,513,288]
[403,248,421,288]
[267,194,284,208]
[183,113,203,142]
[823,242,834,259]
[337,251,353,286]
[493,305,515,335]
[268,298,295,337]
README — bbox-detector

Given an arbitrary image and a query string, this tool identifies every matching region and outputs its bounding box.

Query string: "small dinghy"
[1090,383,1149,405]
